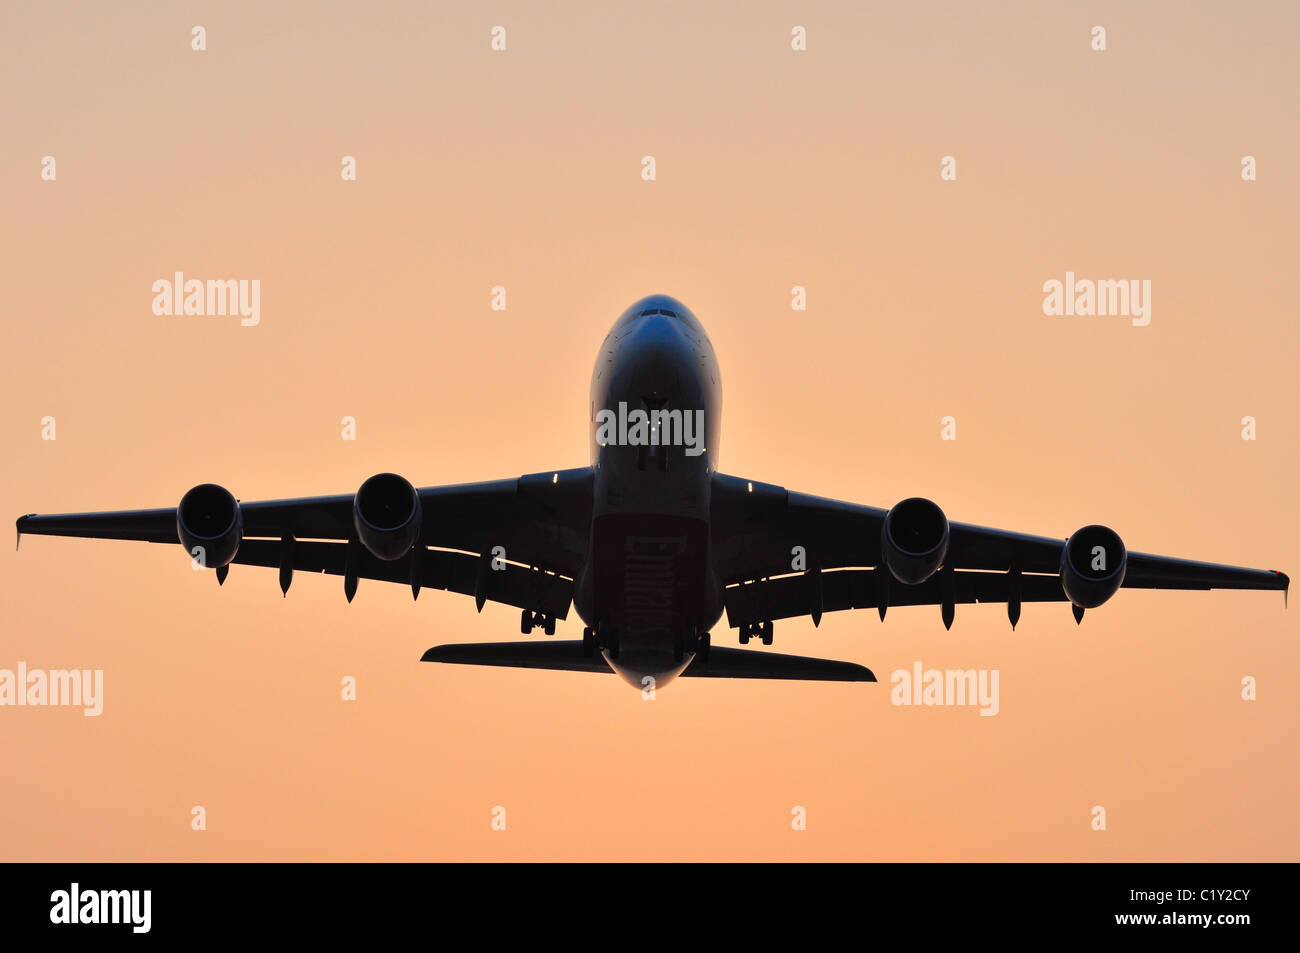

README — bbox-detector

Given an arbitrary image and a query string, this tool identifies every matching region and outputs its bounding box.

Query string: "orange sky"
[1,0,1296,860]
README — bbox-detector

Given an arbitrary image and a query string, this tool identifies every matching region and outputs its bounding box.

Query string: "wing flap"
[725,568,1068,627]
[234,539,573,618]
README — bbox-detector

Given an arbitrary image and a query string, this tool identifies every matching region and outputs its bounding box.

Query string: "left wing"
[710,472,1288,630]
[16,468,593,620]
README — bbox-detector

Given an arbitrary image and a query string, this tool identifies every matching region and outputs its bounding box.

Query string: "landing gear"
[590,623,619,659]
[689,629,711,663]
[739,621,774,645]
[522,610,557,635]
[761,620,773,646]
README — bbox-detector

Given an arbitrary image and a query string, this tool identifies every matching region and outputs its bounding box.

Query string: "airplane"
[15,294,1289,692]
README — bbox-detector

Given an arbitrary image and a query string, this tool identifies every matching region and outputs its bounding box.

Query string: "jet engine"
[354,473,423,560]
[881,497,950,584]
[1060,524,1127,608]
[176,483,243,568]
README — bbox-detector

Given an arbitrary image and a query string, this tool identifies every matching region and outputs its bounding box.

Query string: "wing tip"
[1270,570,1289,605]
[15,514,32,550]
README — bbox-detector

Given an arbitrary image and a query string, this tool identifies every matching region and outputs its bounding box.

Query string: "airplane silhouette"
[16,295,1289,691]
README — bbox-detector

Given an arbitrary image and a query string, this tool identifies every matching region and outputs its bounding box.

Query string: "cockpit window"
[609,298,704,338]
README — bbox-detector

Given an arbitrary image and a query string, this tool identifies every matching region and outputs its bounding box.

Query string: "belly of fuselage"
[576,296,725,688]
[592,512,709,629]
[589,513,712,688]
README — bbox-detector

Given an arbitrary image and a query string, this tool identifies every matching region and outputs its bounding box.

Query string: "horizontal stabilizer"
[421,641,610,674]
[421,641,875,682]
[688,646,875,681]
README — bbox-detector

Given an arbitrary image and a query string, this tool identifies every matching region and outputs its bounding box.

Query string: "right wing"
[710,472,1288,630]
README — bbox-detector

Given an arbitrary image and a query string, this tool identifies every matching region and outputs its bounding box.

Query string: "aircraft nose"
[617,314,694,394]
[627,312,686,347]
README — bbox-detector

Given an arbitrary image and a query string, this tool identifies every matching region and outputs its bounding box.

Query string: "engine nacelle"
[177,483,242,568]
[1060,524,1127,608]
[354,472,422,560]
[881,497,950,584]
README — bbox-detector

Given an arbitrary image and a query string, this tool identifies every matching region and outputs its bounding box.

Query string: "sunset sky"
[1,0,1296,860]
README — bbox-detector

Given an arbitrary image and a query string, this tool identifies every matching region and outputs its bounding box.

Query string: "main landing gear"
[683,628,710,663]
[521,609,556,635]
[739,620,773,646]
[582,625,619,659]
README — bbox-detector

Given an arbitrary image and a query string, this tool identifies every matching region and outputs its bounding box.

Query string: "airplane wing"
[710,472,1289,630]
[16,468,593,620]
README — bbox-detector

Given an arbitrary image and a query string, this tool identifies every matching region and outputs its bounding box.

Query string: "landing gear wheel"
[581,627,596,658]
[520,609,533,635]
[761,620,773,646]
[697,630,711,663]
[543,615,555,636]
[604,627,620,659]
[739,624,751,645]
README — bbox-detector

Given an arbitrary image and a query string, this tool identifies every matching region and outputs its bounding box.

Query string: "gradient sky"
[1,0,1296,860]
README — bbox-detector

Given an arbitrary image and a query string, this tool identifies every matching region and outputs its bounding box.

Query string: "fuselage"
[573,295,724,689]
